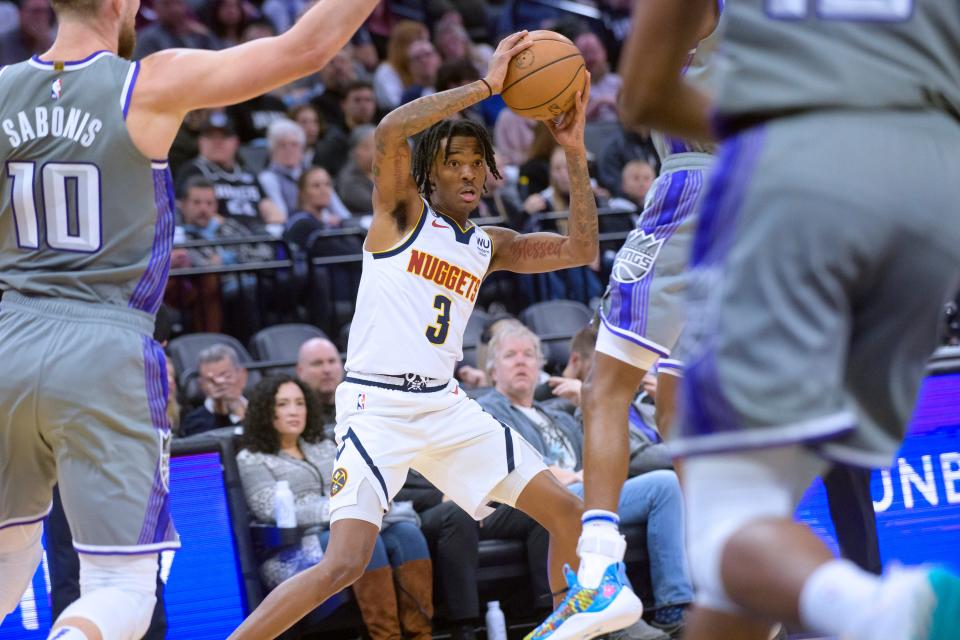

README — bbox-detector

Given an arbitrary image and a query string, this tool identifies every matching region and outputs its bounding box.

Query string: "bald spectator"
[296,337,343,436]
[0,0,54,65]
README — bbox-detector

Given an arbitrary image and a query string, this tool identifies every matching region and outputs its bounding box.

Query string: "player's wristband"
[479,78,493,98]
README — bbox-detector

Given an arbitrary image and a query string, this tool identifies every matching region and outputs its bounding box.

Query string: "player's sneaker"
[524,563,643,640]
[847,565,960,640]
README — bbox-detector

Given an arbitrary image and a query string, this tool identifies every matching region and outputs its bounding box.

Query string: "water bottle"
[485,601,507,640]
[274,480,297,528]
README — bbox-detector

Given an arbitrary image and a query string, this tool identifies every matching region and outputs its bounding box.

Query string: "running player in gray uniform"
[0,0,380,638]
[617,1,960,639]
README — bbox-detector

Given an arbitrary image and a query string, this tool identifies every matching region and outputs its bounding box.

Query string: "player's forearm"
[562,148,599,265]
[283,0,381,76]
[378,81,489,140]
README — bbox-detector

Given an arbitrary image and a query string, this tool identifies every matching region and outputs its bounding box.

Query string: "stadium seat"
[249,323,328,364]
[167,332,261,406]
[459,309,490,369]
[520,300,593,373]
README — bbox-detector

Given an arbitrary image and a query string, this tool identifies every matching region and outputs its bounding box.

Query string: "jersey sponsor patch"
[331,467,348,496]
[475,235,492,258]
[611,229,664,283]
[406,249,482,302]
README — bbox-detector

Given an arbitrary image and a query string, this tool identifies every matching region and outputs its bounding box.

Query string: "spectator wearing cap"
[0,0,54,65]
[335,125,376,214]
[175,111,284,230]
[133,0,219,59]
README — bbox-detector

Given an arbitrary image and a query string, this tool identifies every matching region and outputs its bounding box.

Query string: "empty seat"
[249,323,328,363]
[520,300,593,373]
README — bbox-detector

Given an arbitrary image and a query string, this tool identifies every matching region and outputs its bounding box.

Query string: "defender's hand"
[484,31,534,95]
[546,72,591,151]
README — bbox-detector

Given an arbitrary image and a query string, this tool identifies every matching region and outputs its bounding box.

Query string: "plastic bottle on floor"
[485,601,507,640]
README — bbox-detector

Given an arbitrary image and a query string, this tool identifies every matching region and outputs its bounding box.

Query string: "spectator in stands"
[478,324,692,639]
[517,123,557,200]
[608,159,657,212]
[258,119,307,219]
[168,109,207,179]
[493,108,537,167]
[237,374,434,640]
[0,1,18,37]
[399,39,440,104]
[168,176,273,333]
[310,45,361,132]
[176,111,284,229]
[295,336,342,437]
[289,103,324,168]
[133,0,219,58]
[433,12,493,74]
[313,80,378,175]
[180,344,249,437]
[166,358,182,435]
[201,0,252,48]
[476,154,524,229]
[0,0,53,65]
[336,125,376,214]
[284,167,359,253]
[433,58,488,126]
[596,121,659,197]
[575,30,622,123]
[373,20,429,110]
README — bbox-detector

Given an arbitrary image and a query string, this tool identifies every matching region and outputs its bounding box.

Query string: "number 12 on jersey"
[426,294,452,345]
[6,161,102,253]
[767,0,912,20]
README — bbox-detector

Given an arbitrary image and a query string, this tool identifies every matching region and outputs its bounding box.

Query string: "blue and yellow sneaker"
[525,563,643,640]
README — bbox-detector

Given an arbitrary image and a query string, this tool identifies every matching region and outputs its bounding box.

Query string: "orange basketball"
[501,30,587,121]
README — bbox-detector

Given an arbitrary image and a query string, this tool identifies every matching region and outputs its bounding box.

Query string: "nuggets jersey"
[345,199,492,380]
[0,52,174,312]
[714,0,960,125]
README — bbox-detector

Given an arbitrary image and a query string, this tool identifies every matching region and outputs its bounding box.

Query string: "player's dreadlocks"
[412,119,501,201]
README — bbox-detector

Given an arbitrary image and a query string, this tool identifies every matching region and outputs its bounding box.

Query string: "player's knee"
[0,523,44,617]
[325,553,369,590]
[60,554,158,640]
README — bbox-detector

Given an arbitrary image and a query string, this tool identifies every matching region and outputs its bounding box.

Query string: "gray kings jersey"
[651,3,724,160]
[0,52,174,313]
[713,0,960,127]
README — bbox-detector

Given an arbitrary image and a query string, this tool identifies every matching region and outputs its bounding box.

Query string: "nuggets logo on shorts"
[611,229,664,283]
[331,467,348,496]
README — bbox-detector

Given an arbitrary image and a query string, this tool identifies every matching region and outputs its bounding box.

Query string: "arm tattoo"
[509,238,564,262]
[391,82,489,138]
[564,149,599,249]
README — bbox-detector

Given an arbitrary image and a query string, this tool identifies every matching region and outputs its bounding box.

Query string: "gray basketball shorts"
[0,292,180,553]
[598,153,712,371]
[672,110,960,467]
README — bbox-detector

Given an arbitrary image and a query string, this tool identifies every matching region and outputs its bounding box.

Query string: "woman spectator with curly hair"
[236,375,434,640]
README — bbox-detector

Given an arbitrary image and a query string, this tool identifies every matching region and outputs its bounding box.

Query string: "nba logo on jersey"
[50,78,63,100]
[357,393,366,411]
[611,229,664,283]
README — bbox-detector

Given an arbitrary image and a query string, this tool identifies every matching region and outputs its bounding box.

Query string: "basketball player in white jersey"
[227,32,600,640]
[0,0,381,638]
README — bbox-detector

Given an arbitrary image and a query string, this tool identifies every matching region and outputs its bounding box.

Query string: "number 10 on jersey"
[767,0,912,20]
[6,161,102,253]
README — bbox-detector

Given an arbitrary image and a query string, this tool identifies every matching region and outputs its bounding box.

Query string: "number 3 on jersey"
[6,161,102,253]
[426,294,452,345]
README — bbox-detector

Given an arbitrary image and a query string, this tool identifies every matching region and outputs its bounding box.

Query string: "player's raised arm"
[618,0,716,141]
[369,31,533,228]
[127,0,380,157]
[486,78,599,275]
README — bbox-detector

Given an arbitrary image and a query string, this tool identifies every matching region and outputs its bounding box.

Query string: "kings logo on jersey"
[611,229,664,283]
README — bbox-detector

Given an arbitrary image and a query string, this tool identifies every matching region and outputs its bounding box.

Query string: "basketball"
[501,30,587,121]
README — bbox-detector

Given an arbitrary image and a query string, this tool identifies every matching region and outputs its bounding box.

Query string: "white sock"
[48,626,90,640]
[577,510,625,589]
[799,559,881,636]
